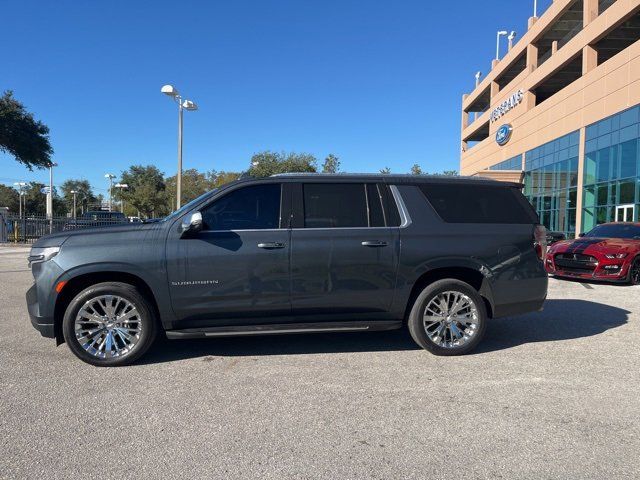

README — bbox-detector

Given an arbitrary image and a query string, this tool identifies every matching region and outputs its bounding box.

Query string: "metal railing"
[0,214,129,244]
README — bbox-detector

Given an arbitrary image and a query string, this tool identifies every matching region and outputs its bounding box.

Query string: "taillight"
[533,224,547,260]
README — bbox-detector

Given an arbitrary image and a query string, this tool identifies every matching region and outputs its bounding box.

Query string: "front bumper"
[545,255,631,283]
[26,283,55,338]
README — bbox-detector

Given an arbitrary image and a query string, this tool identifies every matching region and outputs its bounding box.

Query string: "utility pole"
[48,163,58,233]
[70,190,78,219]
[114,183,129,214]
[105,173,115,212]
[13,182,26,218]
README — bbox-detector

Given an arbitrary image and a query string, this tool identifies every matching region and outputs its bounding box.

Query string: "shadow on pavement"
[138,299,629,364]
[476,298,629,354]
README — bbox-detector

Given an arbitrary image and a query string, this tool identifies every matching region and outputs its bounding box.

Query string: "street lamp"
[114,183,129,214]
[70,190,78,219]
[508,31,517,50]
[534,0,538,18]
[13,182,26,218]
[105,173,115,212]
[474,71,482,87]
[48,162,58,233]
[496,30,508,60]
[161,84,198,210]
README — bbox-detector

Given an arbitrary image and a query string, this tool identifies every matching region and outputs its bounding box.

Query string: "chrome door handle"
[361,241,388,247]
[257,242,286,249]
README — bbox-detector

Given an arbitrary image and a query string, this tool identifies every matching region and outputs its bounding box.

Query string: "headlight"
[604,253,628,259]
[28,247,60,266]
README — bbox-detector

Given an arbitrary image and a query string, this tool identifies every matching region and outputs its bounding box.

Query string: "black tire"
[629,256,640,285]
[408,279,487,356]
[62,282,158,367]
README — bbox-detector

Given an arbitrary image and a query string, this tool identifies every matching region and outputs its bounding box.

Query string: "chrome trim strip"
[389,185,411,228]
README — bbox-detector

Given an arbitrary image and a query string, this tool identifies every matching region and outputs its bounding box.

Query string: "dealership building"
[460,0,640,238]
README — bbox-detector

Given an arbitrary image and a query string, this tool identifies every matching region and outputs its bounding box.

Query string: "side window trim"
[388,185,411,228]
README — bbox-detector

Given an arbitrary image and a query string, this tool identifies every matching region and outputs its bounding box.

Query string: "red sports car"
[545,222,640,285]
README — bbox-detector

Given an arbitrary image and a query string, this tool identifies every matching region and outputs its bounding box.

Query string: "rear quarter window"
[419,183,537,224]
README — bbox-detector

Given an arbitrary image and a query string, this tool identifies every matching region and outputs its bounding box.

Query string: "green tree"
[21,181,65,216]
[410,164,423,175]
[60,179,96,217]
[165,169,214,207]
[322,154,340,173]
[0,184,20,213]
[165,169,242,211]
[0,91,53,170]
[210,170,241,188]
[118,165,167,218]
[248,151,317,177]
[441,170,459,176]
[379,167,391,174]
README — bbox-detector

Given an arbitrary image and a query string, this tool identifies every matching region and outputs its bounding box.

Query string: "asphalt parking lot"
[1,245,639,480]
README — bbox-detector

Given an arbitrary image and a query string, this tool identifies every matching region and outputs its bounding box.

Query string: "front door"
[289,182,399,318]
[615,204,635,222]
[166,183,291,327]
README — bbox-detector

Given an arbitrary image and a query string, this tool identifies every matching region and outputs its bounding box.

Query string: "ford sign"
[495,124,513,146]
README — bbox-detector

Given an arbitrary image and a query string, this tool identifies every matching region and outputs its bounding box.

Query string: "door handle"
[257,242,286,249]
[361,240,388,247]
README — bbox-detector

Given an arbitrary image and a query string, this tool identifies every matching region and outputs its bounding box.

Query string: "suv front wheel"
[408,279,487,356]
[62,282,157,367]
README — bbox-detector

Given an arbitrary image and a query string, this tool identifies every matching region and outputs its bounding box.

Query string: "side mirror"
[578,232,585,237]
[180,212,203,237]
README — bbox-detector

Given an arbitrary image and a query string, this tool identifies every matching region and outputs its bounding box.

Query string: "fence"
[0,214,128,244]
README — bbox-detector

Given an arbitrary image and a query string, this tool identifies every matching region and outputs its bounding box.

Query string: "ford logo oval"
[495,124,513,146]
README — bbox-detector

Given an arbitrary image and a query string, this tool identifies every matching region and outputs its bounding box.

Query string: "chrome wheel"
[74,295,142,359]
[423,291,479,348]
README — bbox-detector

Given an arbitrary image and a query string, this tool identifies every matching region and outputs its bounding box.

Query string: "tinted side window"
[303,184,368,228]
[381,185,402,227]
[419,184,535,224]
[201,184,281,230]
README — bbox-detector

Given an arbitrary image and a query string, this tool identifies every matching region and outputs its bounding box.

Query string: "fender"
[390,255,496,319]
[53,261,176,327]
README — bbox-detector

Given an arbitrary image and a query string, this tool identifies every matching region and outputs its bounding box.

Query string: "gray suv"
[26,174,548,366]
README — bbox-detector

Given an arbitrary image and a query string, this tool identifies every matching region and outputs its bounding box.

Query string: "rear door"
[289,182,399,318]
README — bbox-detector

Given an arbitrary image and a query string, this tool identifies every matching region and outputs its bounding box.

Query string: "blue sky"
[1,0,552,195]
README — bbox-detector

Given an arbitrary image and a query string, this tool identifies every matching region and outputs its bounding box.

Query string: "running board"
[165,321,402,340]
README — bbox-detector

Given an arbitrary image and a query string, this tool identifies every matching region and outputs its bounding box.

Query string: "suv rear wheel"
[62,282,157,367]
[408,279,487,355]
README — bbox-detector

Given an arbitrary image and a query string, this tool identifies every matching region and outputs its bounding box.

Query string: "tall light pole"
[161,84,198,211]
[534,0,538,18]
[474,71,482,87]
[496,30,508,60]
[13,182,26,218]
[508,31,517,50]
[48,162,58,233]
[105,173,115,212]
[114,183,129,214]
[70,190,78,219]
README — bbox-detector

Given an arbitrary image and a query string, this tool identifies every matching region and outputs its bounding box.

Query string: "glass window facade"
[582,105,640,231]
[524,131,580,235]
[488,154,522,170]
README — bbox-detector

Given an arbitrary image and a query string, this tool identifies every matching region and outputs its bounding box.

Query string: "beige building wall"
[460,0,640,175]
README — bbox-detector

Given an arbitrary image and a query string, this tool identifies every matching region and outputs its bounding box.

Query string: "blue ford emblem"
[495,124,513,146]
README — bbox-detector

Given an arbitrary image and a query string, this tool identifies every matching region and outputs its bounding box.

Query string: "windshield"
[160,189,218,223]
[585,224,640,239]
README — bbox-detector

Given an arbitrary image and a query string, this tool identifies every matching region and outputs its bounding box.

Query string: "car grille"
[554,253,598,272]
